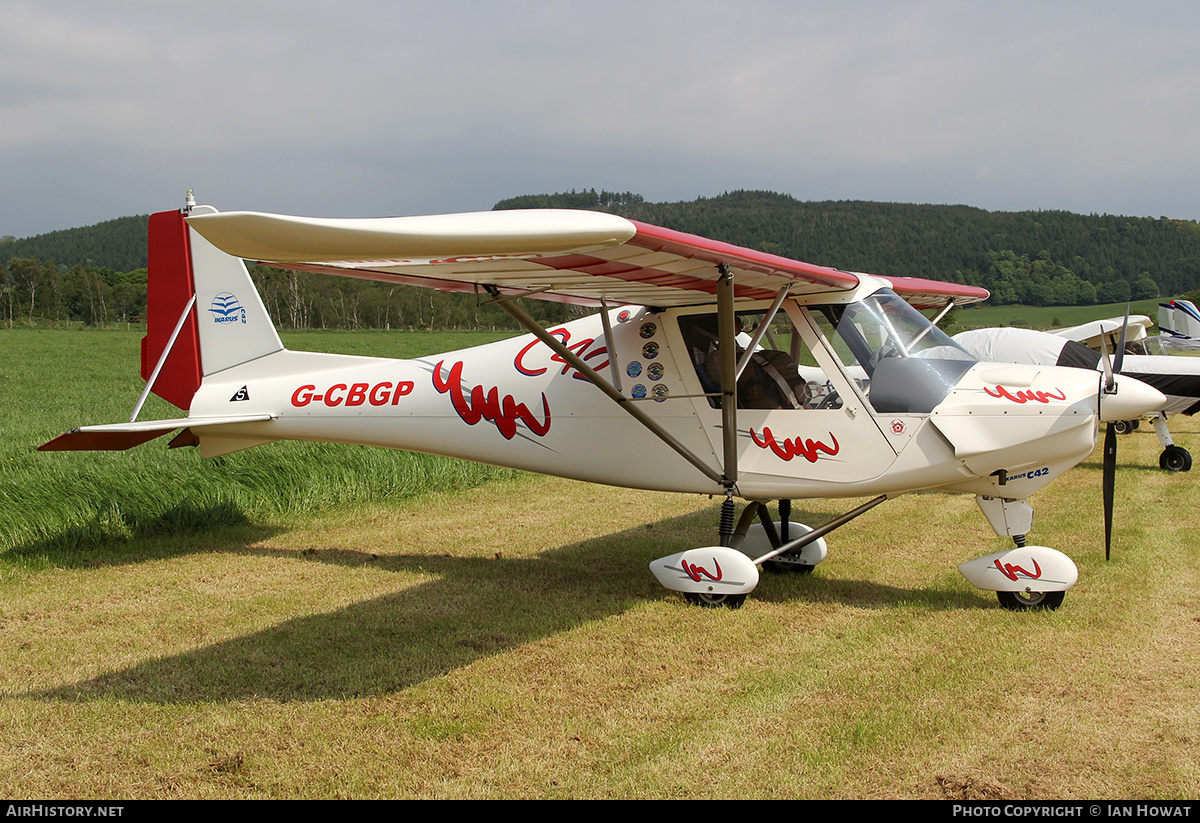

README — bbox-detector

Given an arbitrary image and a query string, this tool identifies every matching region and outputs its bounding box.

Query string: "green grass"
[0,327,519,561]
[955,298,1166,330]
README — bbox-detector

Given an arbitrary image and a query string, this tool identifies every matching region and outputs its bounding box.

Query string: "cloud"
[2,0,1199,238]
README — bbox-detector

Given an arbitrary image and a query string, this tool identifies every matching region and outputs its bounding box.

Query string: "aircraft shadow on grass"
[6,498,280,570]
[28,505,986,705]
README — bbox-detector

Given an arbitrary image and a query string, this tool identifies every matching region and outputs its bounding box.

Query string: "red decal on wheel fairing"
[750,427,840,463]
[433,360,551,439]
[984,386,1067,404]
[681,557,723,582]
[994,557,1043,581]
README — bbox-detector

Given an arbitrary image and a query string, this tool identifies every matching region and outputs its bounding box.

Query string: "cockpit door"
[668,301,900,498]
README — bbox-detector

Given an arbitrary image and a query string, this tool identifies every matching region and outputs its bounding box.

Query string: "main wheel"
[1160,446,1192,472]
[997,590,1065,611]
[684,592,747,609]
[762,558,816,574]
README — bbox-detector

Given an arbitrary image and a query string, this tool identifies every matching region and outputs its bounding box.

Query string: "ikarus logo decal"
[1006,466,1050,482]
[209,292,246,324]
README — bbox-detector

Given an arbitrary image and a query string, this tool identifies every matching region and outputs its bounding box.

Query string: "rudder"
[141,209,202,410]
[140,205,284,411]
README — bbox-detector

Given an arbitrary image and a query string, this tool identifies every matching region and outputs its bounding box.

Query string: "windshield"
[822,290,976,414]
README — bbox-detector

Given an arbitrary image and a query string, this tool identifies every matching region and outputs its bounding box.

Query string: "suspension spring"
[719,495,736,547]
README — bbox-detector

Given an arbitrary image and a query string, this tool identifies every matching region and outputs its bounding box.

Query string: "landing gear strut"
[1151,415,1191,472]
[650,495,891,608]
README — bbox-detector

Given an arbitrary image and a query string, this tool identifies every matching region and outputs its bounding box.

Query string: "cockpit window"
[816,291,976,414]
[678,310,817,410]
[677,290,977,416]
[822,292,973,372]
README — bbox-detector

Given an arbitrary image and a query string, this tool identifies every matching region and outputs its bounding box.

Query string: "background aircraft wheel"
[684,592,747,609]
[762,559,815,574]
[1113,420,1136,435]
[1160,446,1192,472]
[996,590,1065,611]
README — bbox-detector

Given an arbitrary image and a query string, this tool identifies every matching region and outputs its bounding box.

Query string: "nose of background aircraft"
[1099,374,1165,423]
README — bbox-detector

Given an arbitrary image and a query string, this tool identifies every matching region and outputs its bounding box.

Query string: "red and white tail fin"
[42,205,287,452]
[141,206,283,410]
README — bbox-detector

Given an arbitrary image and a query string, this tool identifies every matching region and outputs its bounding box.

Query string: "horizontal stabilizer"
[39,414,275,452]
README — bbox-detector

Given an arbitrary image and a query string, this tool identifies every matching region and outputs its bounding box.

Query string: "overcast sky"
[3,0,1198,239]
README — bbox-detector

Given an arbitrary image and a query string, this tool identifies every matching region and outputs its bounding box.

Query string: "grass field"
[954,298,1166,331]
[1,328,518,559]
[1,327,1198,799]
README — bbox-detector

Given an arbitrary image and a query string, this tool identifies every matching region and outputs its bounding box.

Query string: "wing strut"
[716,265,739,491]
[599,297,623,393]
[485,286,727,489]
[734,285,791,381]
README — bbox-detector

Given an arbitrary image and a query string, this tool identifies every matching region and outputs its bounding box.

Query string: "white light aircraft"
[41,196,1165,611]
[1059,301,1200,355]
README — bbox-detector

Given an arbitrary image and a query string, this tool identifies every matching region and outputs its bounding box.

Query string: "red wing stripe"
[881,275,990,305]
[537,254,780,299]
[627,220,859,288]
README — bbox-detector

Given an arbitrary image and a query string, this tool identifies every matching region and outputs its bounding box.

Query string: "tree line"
[591,191,1199,305]
[0,258,579,331]
[5,190,1200,329]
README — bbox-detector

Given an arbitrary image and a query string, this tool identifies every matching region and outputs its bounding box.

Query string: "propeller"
[1100,305,1131,560]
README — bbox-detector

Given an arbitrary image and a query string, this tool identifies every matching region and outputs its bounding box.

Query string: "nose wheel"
[1112,419,1139,435]
[1160,445,1192,472]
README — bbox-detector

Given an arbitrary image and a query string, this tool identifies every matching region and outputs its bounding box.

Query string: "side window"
[677,309,839,410]
[808,308,869,407]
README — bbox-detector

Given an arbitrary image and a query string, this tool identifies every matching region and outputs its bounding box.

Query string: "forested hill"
[6,192,1200,330]
[0,215,148,273]
[495,190,1200,304]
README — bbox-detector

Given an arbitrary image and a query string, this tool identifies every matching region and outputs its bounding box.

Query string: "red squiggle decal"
[681,557,723,582]
[994,557,1043,581]
[984,386,1067,404]
[514,328,609,380]
[514,330,569,376]
[750,427,840,463]
[433,360,551,440]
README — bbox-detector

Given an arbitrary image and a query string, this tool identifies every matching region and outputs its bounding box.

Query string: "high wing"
[1052,315,1152,351]
[186,209,988,309]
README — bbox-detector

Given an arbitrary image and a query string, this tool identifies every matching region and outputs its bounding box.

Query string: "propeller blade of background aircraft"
[1114,303,1130,376]
[1099,331,1115,393]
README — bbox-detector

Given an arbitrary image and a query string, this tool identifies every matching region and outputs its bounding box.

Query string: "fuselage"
[185,291,1158,504]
